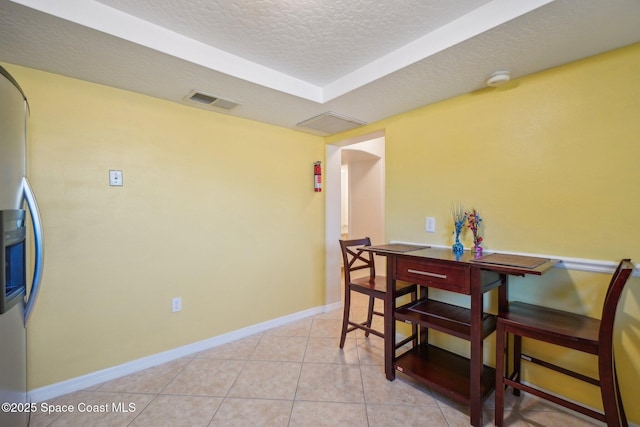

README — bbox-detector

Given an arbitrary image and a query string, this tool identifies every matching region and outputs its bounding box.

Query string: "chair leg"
[512,334,522,396]
[495,322,506,427]
[614,364,628,427]
[599,358,628,427]
[365,296,375,337]
[339,288,351,348]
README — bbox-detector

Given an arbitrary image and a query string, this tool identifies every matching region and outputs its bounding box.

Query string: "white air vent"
[297,112,367,135]
[183,90,239,110]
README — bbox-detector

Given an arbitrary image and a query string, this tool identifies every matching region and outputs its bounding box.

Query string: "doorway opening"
[325,130,385,306]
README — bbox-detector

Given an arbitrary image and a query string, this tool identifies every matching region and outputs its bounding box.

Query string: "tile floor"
[30,294,603,427]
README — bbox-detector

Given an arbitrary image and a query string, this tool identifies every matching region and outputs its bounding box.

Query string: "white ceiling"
[1,0,639,135]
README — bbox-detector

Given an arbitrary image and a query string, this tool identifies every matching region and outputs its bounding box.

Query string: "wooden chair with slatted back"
[338,237,418,349]
[495,258,634,427]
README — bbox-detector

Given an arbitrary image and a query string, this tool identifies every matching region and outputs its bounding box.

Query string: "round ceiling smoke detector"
[486,71,511,87]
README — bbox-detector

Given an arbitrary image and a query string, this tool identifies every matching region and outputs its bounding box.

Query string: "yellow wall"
[2,64,326,389]
[4,40,640,421]
[329,43,640,421]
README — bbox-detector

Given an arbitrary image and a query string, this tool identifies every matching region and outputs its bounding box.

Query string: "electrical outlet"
[172,297,182,312]
[109,170,123,186]
[426,217,436,233]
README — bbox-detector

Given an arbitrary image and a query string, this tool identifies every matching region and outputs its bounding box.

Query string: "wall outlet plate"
[426,217,436,233]
[109,170,123,186]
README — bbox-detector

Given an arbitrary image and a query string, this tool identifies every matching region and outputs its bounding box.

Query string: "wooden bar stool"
[495,258,634,427]
[338,237,418,349]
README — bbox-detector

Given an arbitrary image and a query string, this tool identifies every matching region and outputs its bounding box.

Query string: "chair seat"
[350,275,416,295]
[499,301,600,354]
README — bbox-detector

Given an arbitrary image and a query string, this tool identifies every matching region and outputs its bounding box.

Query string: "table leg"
[384,254,396,381]
[470,267,483,427]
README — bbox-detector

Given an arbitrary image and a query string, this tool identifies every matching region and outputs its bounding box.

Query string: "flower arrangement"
[465,208,483,254]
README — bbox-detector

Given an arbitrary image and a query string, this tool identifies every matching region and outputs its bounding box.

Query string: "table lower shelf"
[394,344,495,406]
[396,298,496,341]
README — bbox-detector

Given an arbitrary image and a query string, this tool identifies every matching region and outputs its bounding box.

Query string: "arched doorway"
[325,130,385,306]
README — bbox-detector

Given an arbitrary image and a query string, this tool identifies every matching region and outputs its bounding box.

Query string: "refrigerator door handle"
[22,177,44,325]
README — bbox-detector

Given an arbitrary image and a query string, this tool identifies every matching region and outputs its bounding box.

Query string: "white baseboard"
[29,303,335,403]
[324,300,342,312]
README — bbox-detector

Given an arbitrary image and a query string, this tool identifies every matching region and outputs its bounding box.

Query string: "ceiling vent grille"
[183,90,240,110]
[297,112,367,135]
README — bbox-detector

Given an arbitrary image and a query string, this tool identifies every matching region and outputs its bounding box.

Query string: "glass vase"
[452,234,464,255]
[472,244,483,258]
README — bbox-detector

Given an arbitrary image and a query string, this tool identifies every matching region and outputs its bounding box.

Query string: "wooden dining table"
[361,244,558,427]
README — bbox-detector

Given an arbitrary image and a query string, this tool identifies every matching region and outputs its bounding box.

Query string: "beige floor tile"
[209,398,293,427]
[309,318,342,338]
[289,401,368,427]
[360,365,437,406]
[250,335,308,362]
[162,358,244,397]
[304,336,359,364]
[366,403,449,427]
[356,336,385,365]
[496,390,605,426]
[519,409,604,426]
[97,357,191,394]
[227,360,301,400]
[502,391,569,412]
[430,387,468,410]
[295,363,364,403]
[439,403,497,427]
[496,411,530,427]
[29,412,57,427]
[264,318,313,336]
[35,308,607,427]
[128,395,222,427]
[40,391,153,427]
[196,335,261,360]
[28,395,72,427]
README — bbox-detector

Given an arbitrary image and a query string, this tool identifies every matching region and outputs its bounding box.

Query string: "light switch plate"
[109,170,123,186]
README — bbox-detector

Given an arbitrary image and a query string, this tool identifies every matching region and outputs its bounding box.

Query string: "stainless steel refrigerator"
[0,65,44,427]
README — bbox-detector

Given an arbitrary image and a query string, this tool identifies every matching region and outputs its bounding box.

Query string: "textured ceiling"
[94,0,492,85]
[1,0,639,135]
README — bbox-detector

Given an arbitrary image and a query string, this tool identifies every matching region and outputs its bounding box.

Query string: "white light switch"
[109,170,123,186]
[426,217,436,233]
